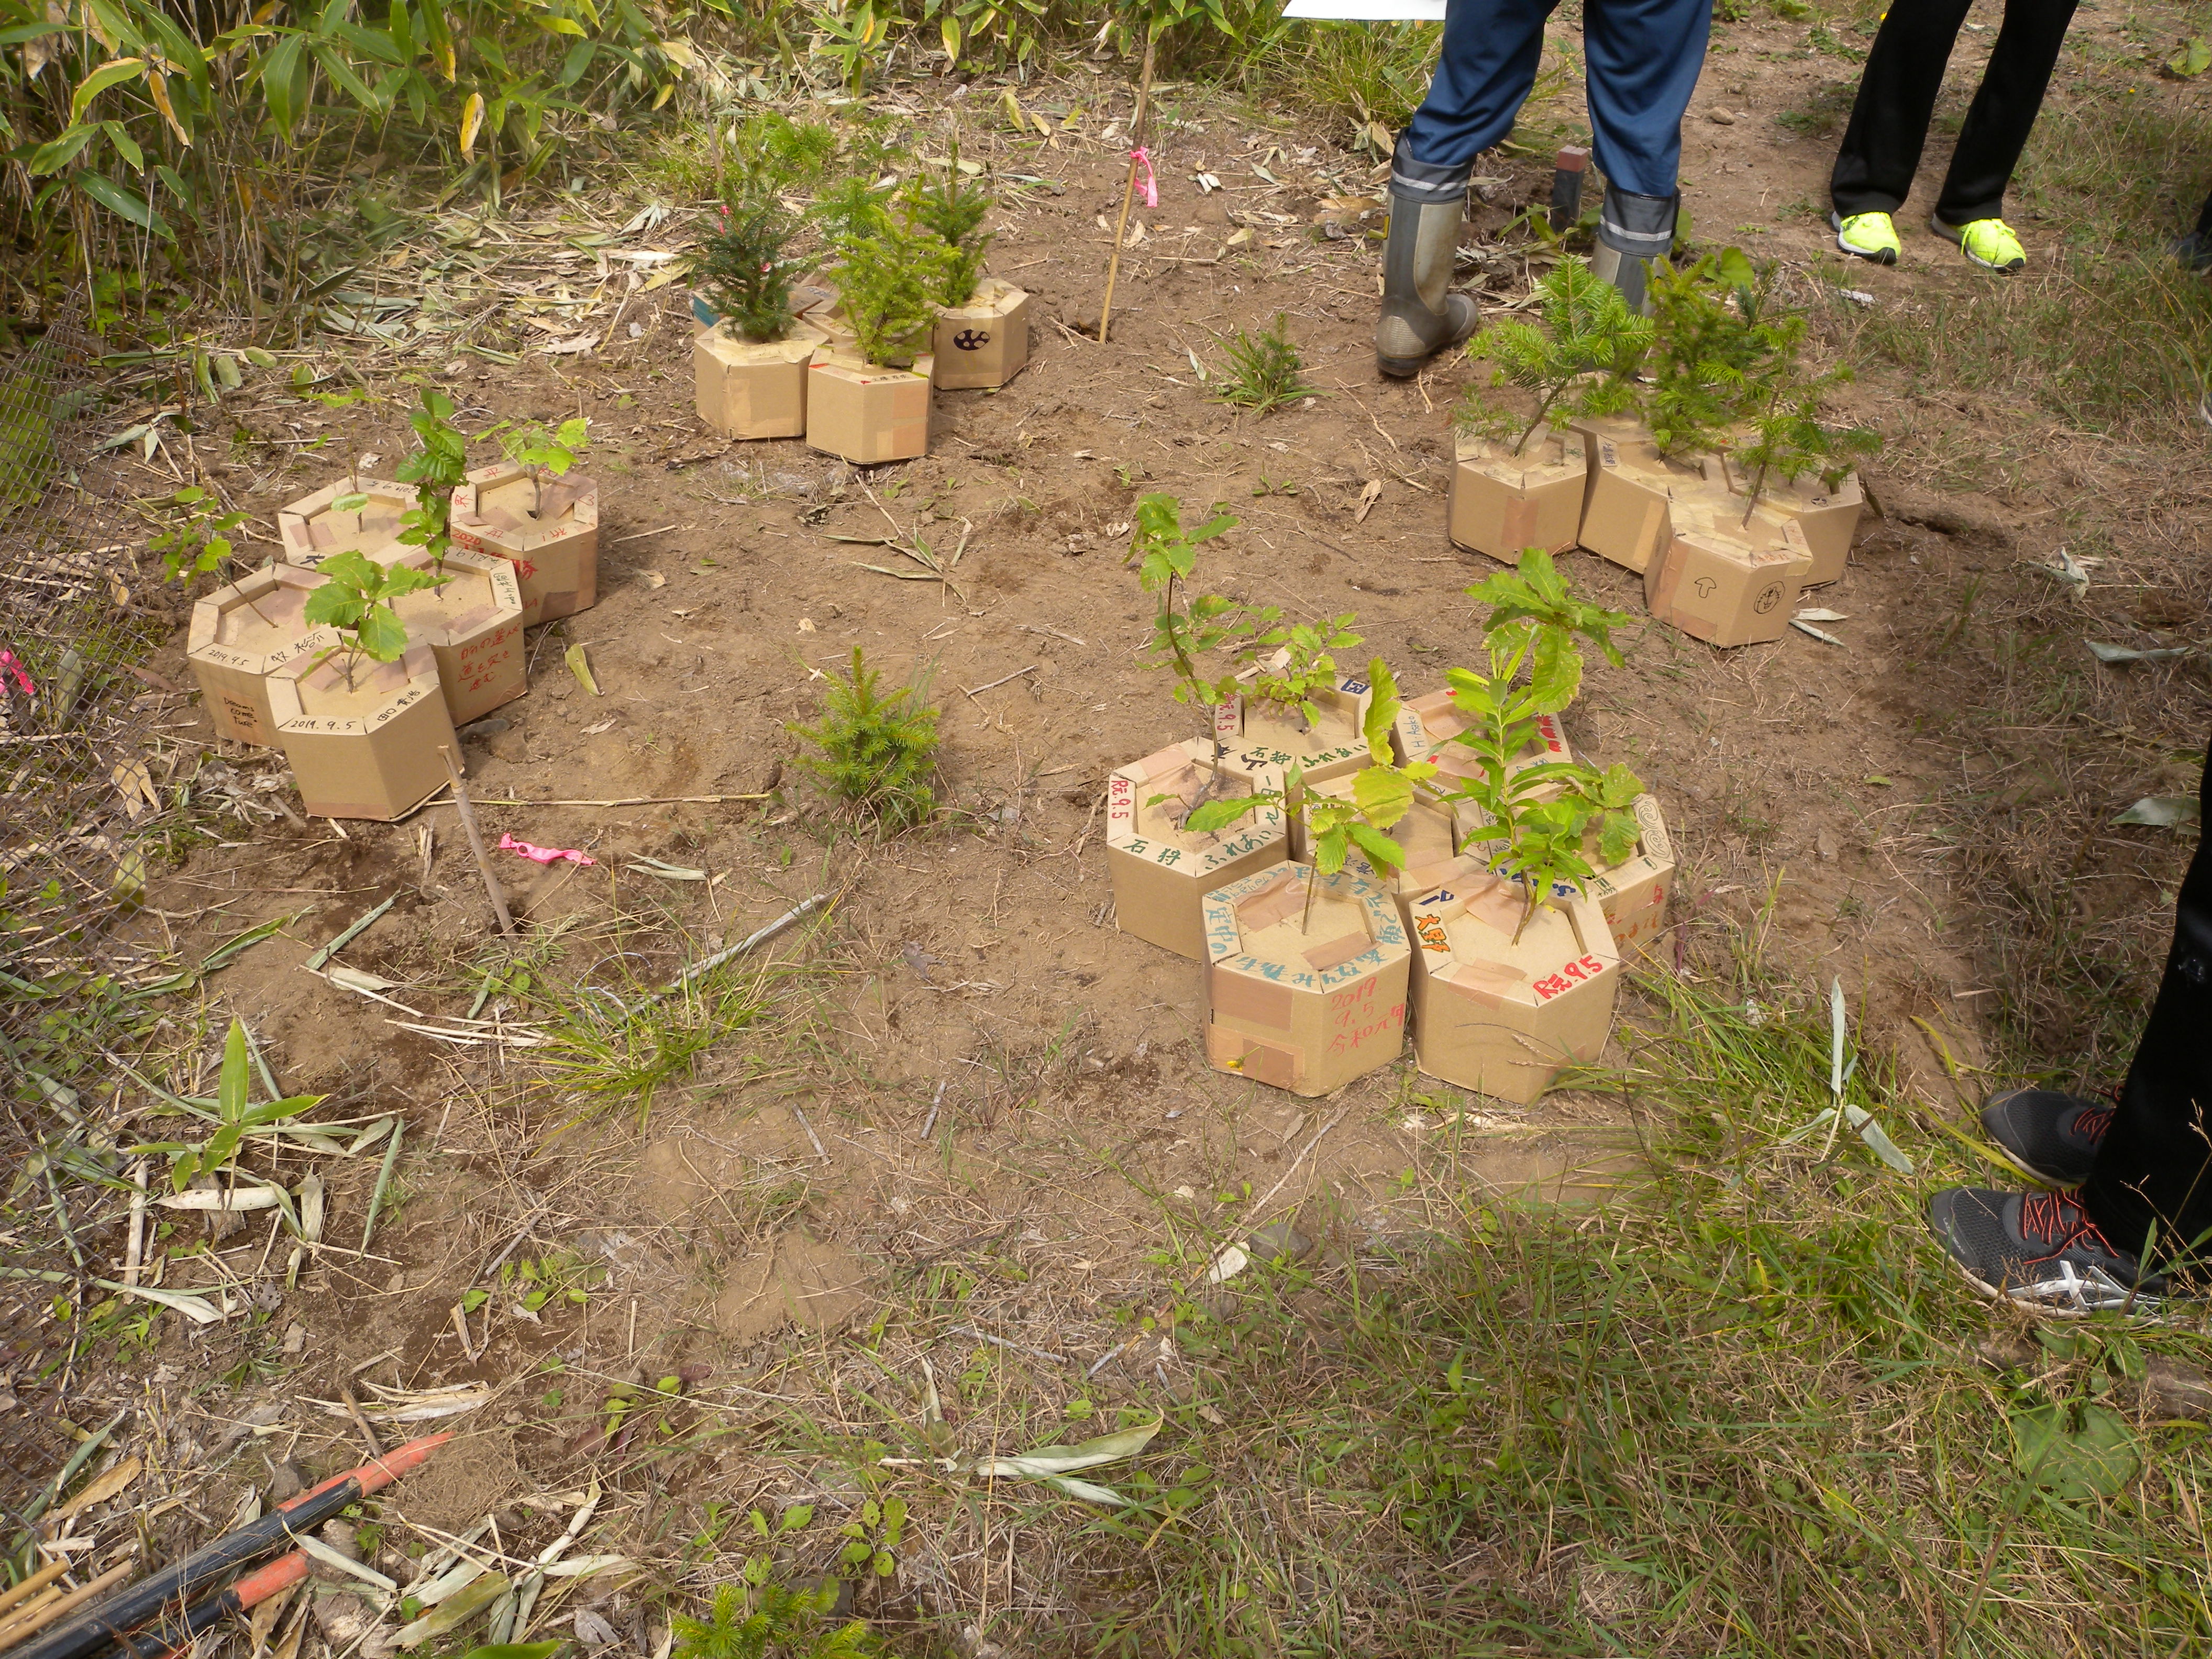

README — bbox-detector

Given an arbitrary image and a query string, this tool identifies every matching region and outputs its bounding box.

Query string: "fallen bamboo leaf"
[295,1531,398,1594]
[95,1278,228,1324]
[327,964,404,993]
[1790,620,1846,647]
[2114,795,2200,827]
[625,857,706,880]
[1792,607,1849,622]
[52,1455,141,1521]
[968,1415,1162,1507]
[159,1186,285,1212]
[565,644,600,695]
[305,896,397,971]
[2087,640,2192,665]
[538,1555,633,1578]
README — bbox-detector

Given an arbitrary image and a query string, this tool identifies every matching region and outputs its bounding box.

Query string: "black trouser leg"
[2080,742,2212,1263]
[2196,187,2212,244]
[1829,0,1976,217]
[1930,0,2080,225]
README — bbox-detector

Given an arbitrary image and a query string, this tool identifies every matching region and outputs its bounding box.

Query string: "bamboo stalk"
[0,1563,134,1654]
[1095,38,1157,344]
[0,1566,69,1622]
[437,747,513,937]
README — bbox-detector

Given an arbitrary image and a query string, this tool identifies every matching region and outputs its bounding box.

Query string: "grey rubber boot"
[1591,187,1679,317]
[1376,196,1480,378]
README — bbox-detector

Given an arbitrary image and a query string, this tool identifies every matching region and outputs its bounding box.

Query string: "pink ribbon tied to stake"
[1130,146,1158,209]
[497,833,596,866]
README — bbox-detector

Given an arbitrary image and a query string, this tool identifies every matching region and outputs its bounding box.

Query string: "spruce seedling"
[1644,248,1765,463]
[482,416,591,518]
[904,139,994,307]
[789,646,941,829]
[394,388,467,571]
[1212,316,1314,414]
[1456,256,1652,456]
[832,213,957,367]
[1126,492,1279,809]
[811,176,894,248]
[1733,364,1882,526]
[697,196,806,342]
[671,1556,878,1659]
[301,550,448,692]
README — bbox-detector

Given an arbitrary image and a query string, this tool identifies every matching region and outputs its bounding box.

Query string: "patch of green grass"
[1211,315,1315,415]
[1057,971,2212,1656]
[1258,19,1441,132]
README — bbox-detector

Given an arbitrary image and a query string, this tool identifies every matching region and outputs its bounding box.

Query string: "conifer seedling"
[1456,256,1652,457]
[301,550,448,692]
[832,213,956,367]
[904,139,994,307]
[789,646,941,830]
[697,195,806,343]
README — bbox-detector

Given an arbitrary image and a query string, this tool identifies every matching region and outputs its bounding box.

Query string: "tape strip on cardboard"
[1209,963,1296,1030]
[1206,1022,1301,1089]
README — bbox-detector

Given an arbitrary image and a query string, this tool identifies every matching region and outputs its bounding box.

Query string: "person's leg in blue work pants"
[1377,0,1713,375]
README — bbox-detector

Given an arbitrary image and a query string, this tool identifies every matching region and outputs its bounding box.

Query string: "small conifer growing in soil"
[697,196,805,343]
[789,647,941,830]
[832,212,956,367]
[1457,256,1651,456]
[904,139,994,307]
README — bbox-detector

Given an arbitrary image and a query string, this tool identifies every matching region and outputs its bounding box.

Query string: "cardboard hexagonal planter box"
[1717,456,1865,588]
[1448,429,1588,561]
[1106,740,1289,959]
[185,566,334,747]
[278,477,412,567]
[932,278,1032,391]
[1400,691,1570,784]
[693,316,832,440]
[267,643,457,821]
[386,548,526,728]
[452,462,599,628]
[1644,486,1814,648]
[1571,416,1706,575]
[1202,862,1411,1097]
[1214,666,1424,792]
[1404,859,1619,1104]
[805,351,934,465]
[1585,793,1675,961]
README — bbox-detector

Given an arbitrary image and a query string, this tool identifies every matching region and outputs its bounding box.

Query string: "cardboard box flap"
[1236,873,1308,933]
[1301,931,1371,972]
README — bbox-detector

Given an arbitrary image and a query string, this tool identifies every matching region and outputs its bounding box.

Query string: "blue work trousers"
[1393,0,1713,256]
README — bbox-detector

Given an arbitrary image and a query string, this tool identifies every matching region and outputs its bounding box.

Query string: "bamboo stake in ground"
[437,747,513,937]
[1095,38,1157,344]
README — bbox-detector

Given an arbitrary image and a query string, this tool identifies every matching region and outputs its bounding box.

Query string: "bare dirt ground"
[16,2,2212,1647]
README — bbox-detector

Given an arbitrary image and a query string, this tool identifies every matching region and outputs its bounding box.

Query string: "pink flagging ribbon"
[1131,146,1157,209]
[0,648,34,698]
[497,833,596,866]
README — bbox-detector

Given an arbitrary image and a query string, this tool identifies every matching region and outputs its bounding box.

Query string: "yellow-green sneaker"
[1831,210,1899,266]
[1931,214,2026,273]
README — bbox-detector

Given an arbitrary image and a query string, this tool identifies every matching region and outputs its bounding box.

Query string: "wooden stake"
[0,1563,69,1621]
[0,1562,135,1653]
[438,746,513,937]
[1096,37,1157,344]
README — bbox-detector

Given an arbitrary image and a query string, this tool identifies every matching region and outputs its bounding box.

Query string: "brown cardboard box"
[185,567,336,747]
[1448,428,1588,561]
[278,477,412,567]
[1107,740,1289,959]
[932,278,1033,391]
[1645,485,1814,647]
[805,351,934,464]
[693,317,832,440]
[1404,858,1619,1104]
[1585,792,1674,960]
[452,462,599,628]
[267,643,457,821]
[386,548,526,727]
[1202,861,1412,1097]
[1717,455,1865,587]
[1215,663,1425,792]
[1570,415,1705,575]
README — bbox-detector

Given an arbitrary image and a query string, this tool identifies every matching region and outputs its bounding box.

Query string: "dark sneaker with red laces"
[1928,1188,2163,1314]
[1979,1088,2114,1187]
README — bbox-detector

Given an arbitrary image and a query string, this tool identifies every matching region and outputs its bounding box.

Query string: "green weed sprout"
[1126,492,1280,806]
[1456,256,1652,456]
[1212,315,1314,414]
[832,213,956,367]
[394,388,467,571]
[904,139,994,307]
[1243,612,1361,731]
[697,196,805,342]
[482,415,590,517]
[789,646,940,829]
[150,484,249,589]
[302,549,447,691]
[671,1546,878,1659]
[1437,550,1643,941]
[161,1019,327,1194]
[1191,658,1437,933]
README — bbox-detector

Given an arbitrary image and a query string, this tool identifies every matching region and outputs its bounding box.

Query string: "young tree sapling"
[1240,612,1361,734]
[153,484,260,614]
[394,388,468,572]
[832,212,957,368]
[482,415,591,518]
[904,139,994,307]
[301,550,448,693]
[1456,256,1652,458]
[697,196,806,343]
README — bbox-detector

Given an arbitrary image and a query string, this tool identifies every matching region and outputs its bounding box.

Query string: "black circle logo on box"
[953,329,991,352]
[1753,582,1784,614]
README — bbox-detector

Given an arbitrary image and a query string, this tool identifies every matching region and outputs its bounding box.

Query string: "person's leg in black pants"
[1931,740,2212,1311]
[1831,0,2077,241]
[2179,186,2212,271]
